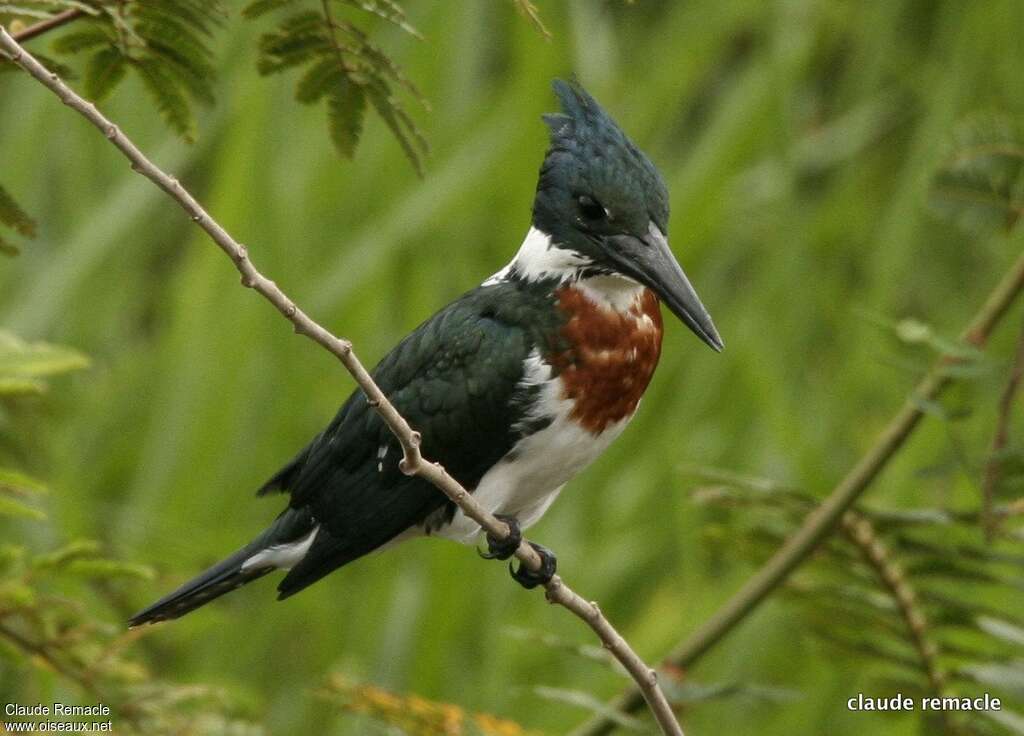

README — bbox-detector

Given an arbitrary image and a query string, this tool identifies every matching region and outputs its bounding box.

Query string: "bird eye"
[577,195,607,222]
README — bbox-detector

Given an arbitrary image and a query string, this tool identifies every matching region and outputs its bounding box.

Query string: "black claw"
[509,542,557,589]
[478,514,522,561]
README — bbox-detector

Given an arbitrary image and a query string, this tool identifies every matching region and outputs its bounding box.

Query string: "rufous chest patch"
[546,285,664,434]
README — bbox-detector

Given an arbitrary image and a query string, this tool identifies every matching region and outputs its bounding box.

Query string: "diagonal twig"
[11,8,83,43]
[0,26,684,736]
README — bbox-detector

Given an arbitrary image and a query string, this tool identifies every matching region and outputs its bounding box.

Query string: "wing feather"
[271,281,560,597]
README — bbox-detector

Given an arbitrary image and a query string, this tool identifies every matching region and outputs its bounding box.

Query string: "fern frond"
[136,23,216,105]
[51,26,112,54]
[83,46,125,101]
[295,56,340,103]
[280,8,328,35]
[256,14,330,74]
[133,0,221,37]
[929,114,1024,235]
[246,0,427,171]
[0,184,37,238]
[691,464,1024,734]
[242,0,299,19]
[131,57,195,142]
[365,80,423,174]
[337,0,423,40]
[326,75,366,158]
[335,18,425,104]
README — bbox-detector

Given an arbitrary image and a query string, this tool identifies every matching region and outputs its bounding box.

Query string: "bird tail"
[128,547,272,627]
[128,508,316,627]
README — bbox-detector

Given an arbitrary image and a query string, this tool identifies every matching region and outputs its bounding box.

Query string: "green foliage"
[53,3,221,142]
[0,329,89,397]
[245,0,427,172]
[0,468,47,520]
[690,467,1024,735]
[1,0,548,186]
[929,114,1024,236]
[0,333,260,734]
[82,44,124,100]
[0,521,263,734]
[0,183,36,256]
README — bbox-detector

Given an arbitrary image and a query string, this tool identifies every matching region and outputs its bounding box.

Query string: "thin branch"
[10,8,83,43]
[0,27,684,736]
[980,314,1024,540]
[839,511,946,697]
[573,247,1024,736]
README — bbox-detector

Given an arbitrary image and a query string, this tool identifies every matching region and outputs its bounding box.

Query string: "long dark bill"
[604,222,724,352]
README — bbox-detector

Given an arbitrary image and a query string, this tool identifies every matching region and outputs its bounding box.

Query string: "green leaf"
[0,5,54,19]
[84,46,126,102]
[977,617,1024,647]
[130,0,221,38]
[0,234,19,257]
[256,25,329,75]
[664,680,802,705]
[0,495,46,520]
[504,626,617,670]
[0,544,26,574]
[295,56,340,104]
[31,539,101,569]
[131,57,196,142]
[0,183,37,238]
[929,113,1024,235]
[958,660,1024,698]
[0,377,46,396]
[327,75,366,159]
[0,330,90,381]
[531,686,646,731]
[0,580,36,608]
[0,469,48,497]
[142,36,216,106]
[51,28,112,54]
[278,8,327,34]
[339,0,423,40]
[242,0,299,18]
[365,81,423,174]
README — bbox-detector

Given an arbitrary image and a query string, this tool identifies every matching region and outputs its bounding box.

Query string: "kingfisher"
[129,80,722,627]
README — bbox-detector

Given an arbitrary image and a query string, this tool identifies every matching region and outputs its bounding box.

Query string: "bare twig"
[573,249,1024,735]
[980,315,1024,540]
[10,8,83,43]
[0,27,683,736]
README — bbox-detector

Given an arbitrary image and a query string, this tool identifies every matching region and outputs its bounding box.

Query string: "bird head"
[532,80,723,352]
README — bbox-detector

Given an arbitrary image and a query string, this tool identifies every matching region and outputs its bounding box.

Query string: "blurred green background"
[2,1,1024,734]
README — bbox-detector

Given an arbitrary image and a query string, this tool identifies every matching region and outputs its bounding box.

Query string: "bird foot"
[478,514,522,561]
[509,542,557,590]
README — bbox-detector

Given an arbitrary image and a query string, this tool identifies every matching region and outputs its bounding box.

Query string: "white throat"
[484,227,590,285]
[484,227,646,312]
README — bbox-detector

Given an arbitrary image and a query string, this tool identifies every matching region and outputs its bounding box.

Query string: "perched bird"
[129,80,722,627]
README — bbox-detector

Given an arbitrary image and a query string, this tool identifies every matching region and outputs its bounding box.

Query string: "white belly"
[435,371,634,544]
